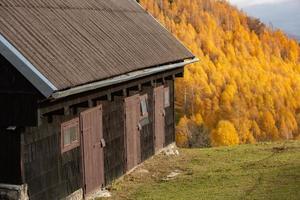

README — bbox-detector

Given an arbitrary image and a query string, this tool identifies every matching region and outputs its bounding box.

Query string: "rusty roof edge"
[51,57,199,100]
[0,34,57,97]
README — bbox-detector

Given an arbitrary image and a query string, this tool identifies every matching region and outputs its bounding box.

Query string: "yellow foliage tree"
[175,116,190,147]
[140,0,300,146]
[211,120,240,146]
[261,111,279,140]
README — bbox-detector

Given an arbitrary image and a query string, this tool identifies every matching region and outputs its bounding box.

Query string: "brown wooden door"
[125,94,141,171]
[80,106,104,195]
[154,86,165,152]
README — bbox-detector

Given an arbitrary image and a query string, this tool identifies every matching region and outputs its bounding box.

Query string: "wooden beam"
[92,95,110,103]
[122,88,128,97]
[127,85,139,96]
[175,72,184,77]
[39,67,184,114]
[64,106,70,116]
[111,90,124,101]
[73,101,89,109]
[128,85,139,91]
[156,78,164,84]
[107,93,112,101]
[37,109,42,127]
[142,80,154,87]
[20,132,26,183]
[164,75,173,81]
[172,74,176,80]
[138,84,142,91]
[88,99,94,107]
[71,107,77,115]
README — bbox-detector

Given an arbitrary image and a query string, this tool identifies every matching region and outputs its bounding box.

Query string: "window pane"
[64,129,71,146]
[164,87,170,107]
[69,126,77,143]
[141,99,148,116]
[61,118,80,153]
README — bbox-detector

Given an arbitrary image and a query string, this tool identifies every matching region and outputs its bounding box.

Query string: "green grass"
[102,141,300,200]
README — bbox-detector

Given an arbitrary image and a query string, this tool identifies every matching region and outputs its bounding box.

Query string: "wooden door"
[154,86,165,152]
[125,94,141,171]
[80,106,104,195]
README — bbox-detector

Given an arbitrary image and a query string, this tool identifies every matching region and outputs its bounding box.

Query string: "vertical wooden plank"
[140,87,154,162]
[154,86,165,152]
[101,99,125,185]
[164,81,175,145]
[20,132,26,184]
[125,95,141,171]
[80,106,104,195]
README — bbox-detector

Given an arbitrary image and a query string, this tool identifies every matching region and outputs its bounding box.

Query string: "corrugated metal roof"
[0,0,194,91]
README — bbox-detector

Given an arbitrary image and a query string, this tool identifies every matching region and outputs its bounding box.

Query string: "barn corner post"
[0,54,38,200]
[0,128,30,200]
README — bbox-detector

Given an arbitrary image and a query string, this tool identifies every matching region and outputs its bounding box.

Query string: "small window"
[139,94,149,128]
[164,87,170,108]
[61,118,80,153]
[140,94,149,118]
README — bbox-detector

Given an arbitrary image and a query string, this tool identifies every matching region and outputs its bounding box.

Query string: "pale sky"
[229,0,300,39]
[229,0,295,7]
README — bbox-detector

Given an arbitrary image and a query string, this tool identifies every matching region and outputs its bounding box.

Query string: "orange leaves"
[221,83,237,103]
[260,111,279,140]
[211,120,240,146]
[140,0,300,146]
[278,109,298,139]
[176,116,190,147]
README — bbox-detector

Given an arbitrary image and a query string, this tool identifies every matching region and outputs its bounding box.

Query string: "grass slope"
[103,141,300,200]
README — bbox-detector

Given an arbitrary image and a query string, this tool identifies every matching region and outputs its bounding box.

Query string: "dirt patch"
[162,169,182,181]
[272,146,287,153]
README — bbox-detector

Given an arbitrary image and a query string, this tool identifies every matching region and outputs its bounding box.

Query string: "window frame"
[61,118,80,154]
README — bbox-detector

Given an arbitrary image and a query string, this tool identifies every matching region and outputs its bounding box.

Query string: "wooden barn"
[0,0,197,199]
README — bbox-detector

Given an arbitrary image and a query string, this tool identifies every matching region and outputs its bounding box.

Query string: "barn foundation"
[0,184,29,200]
[63,189,83,200]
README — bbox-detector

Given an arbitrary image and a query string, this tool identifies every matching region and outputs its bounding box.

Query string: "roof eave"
[0,35,198,100]
[0,34,57,97]
[51,57,199,100]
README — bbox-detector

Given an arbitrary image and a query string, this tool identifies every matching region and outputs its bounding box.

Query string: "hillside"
[139,0,300,147]
[241,0,300,40]
[288,34,300,43]
[100,141,300,199]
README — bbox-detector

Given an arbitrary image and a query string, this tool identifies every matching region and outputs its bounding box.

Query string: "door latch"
[100,138,106,148]
[162,110,166,117]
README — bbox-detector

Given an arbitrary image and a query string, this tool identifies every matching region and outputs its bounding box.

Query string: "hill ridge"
[140,0,300,147]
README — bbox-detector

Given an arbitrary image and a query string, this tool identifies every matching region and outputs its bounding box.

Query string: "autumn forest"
[139,0,300,147]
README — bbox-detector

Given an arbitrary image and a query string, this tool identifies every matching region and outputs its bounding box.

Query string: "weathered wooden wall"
[101,98,125,185]
[23,115,82,200]
[0,129,21,184]
[140,86,155,162]
[16,69,179,200]
[164,80,175,146]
